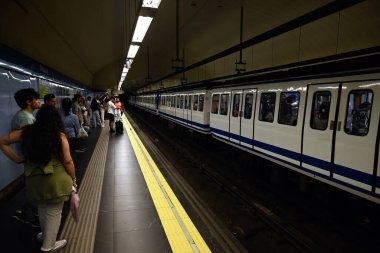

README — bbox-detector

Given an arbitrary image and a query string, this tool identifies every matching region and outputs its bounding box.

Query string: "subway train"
[131,71,380,204]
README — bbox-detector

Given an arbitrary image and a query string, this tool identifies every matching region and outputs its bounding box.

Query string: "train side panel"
[190,90,210,133]
[254,82,306,167]
[210,88,231,140]
[302,82,340,179]
[333,80,379,193]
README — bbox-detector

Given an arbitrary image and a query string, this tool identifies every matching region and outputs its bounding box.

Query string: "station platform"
[0,113,239,253]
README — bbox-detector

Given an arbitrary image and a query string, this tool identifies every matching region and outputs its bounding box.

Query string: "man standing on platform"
[43,93,56,107]
[107,97,116,133]
[11,88,41,227]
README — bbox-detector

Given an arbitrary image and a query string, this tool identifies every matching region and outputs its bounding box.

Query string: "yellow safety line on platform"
[123,115,211,253]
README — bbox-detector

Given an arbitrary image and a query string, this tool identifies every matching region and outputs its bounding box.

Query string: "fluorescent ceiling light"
[127,45,140,58]
[125,59,133,68]
[132,16,153,43]
[142,0,161,8]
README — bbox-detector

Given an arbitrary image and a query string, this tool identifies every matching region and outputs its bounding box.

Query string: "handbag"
[70,192,80,224]
[77,126,88,138]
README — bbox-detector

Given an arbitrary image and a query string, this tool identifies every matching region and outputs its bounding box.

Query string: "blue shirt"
[62,112,80,139]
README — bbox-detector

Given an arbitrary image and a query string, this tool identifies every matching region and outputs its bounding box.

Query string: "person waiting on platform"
[107,97,117,133]
[43,93,57,107]
[90,97,102,128]
[11,88,41,227]
[62,98,86,153]
[0,106,77,252]
[114,97,124,120]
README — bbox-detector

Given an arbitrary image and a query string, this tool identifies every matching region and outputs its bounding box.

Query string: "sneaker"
[41,239,67,252]
[31,219,40,228]
[36,232,43,243]
[52,240,67,252]
[12,211,29,224]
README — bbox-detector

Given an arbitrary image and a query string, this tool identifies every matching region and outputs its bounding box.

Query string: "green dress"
[24,158,72,205]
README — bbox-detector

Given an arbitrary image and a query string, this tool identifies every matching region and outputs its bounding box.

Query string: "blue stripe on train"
[302,154,331,172]
[210,126,378,194]
[159,111,210,129]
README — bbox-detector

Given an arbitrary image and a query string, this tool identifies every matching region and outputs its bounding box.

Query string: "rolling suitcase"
[115,120,124,134]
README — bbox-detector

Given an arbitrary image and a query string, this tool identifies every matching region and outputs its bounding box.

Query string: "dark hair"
[14,88,40,109]
[61,97,73,116]
[44,93,56,103]
[73,94,81,101]
[22,106,64,166]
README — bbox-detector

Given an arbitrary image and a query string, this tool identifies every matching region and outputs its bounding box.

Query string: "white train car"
[159,89,211,134]
[130,72,380,204]
[209,73,380,203]
[136,94,156,113]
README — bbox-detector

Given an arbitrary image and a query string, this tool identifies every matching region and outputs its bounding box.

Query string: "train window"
[232,94,240,117]
[310,92,331,130]
[278,92,300,126]
[220,94,229,116]
[199,94,204,112]
[176,95,180,108]
[193,95,199,111]
[211,94,220,114]
[185,95,188,109]
[180,95,184,109]
[188,95,192,110]
[344,90,373,136]
[259,92,276,122]
[244,93,253,119]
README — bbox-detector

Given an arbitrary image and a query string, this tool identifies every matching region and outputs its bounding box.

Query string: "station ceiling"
[0,0,379,92]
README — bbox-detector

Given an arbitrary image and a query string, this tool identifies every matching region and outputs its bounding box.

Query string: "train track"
[126,109,320,253]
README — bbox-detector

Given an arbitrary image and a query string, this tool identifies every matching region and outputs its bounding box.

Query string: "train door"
[302,83,339,178]
[229,90,243,144]
[334,81,378,193]
[188,93,193,127]
[171,95,175,117]
[180,94,185,121]
[241,89,256,149]
[184,95,189,125]
[229,89,257,147]
[175,94,180,119]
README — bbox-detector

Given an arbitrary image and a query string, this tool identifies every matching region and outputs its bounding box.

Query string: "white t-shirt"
[107,100,116,114]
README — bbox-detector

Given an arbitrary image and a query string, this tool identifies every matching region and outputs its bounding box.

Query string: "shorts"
[107,113,115,122]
